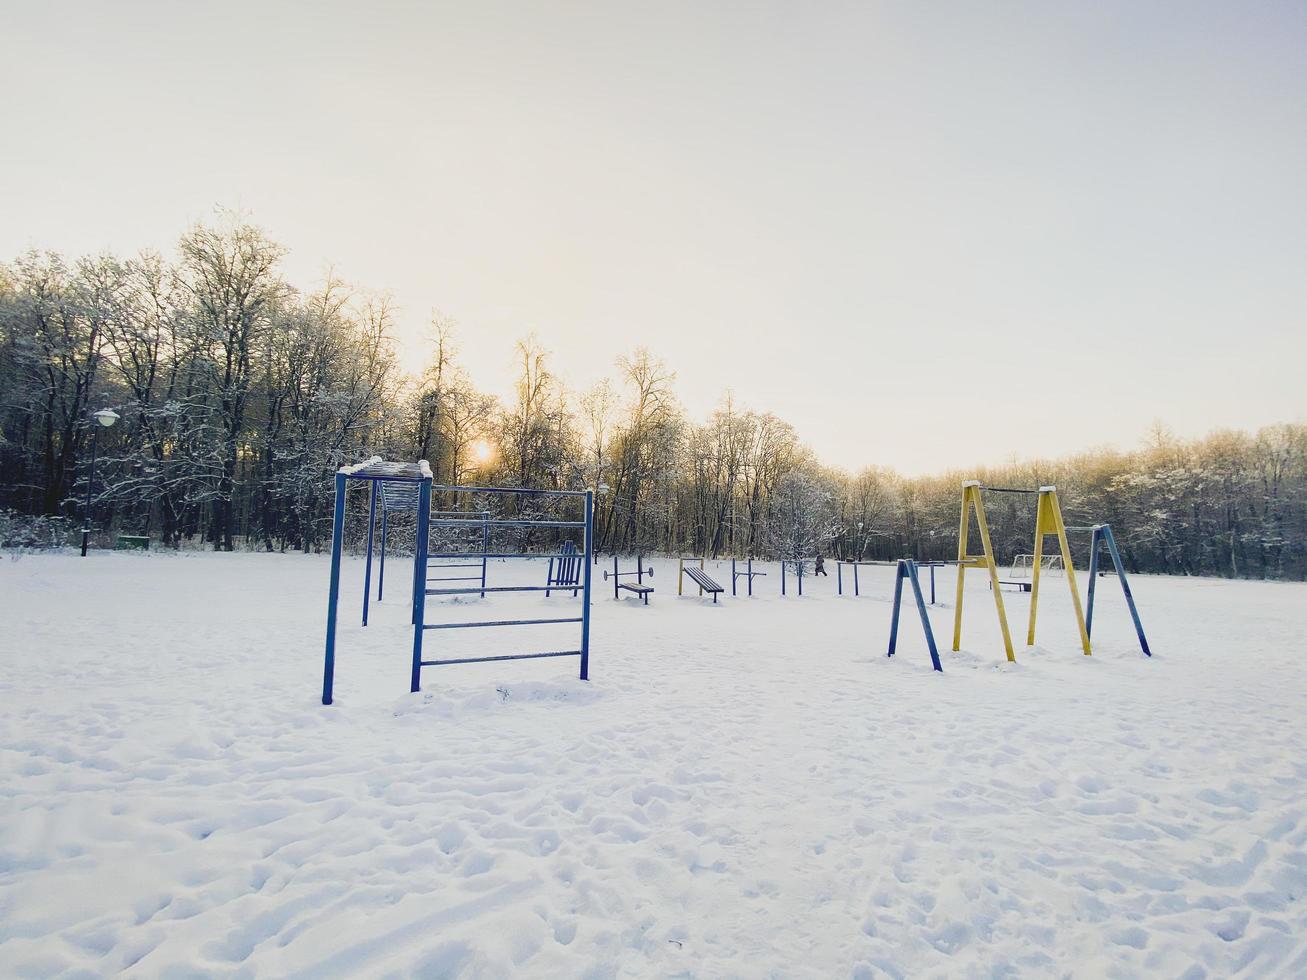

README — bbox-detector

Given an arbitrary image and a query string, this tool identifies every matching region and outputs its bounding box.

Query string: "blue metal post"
[580,490,593,680]
[378,511,387,601]
[853,563,859,596]
[322,471,347,705]
[732,558,737,596]
[1092,525,1151,657]
[410,477,432,692]
[362,481,377,626]
[781,560,787,596]
[480,511,489,599]
[748,558,754,596]
[928,564,936,605]
[837,562,843,595]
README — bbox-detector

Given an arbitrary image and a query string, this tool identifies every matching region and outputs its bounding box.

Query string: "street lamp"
[81,408,120,556]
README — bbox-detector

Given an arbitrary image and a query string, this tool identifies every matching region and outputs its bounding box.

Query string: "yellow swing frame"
[952,481,1092,662]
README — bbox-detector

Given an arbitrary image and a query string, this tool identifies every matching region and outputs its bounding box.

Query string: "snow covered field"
[2,551,1305,978]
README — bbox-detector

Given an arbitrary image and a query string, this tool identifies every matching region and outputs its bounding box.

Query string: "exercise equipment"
[837,559,945,603]
[780,559,806,596]
[1071,523,1151,656]
[730,557,767,596]
[604,555,654,603]
[546,541,582,597]
[678,556,724,602]
[953,481,1090,663]
[886,559,944,672]
[321,458,594,704]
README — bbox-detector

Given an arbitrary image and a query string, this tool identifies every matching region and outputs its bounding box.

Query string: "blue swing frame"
[321,459,594,704]
[886,559,944,672]
[1082,524,1151,656]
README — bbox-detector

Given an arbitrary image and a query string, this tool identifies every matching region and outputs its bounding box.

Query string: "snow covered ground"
[2,551,1305,978]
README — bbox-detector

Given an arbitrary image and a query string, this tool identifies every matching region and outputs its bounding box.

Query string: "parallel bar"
[410,478,432,692]
[421,650,582,666]
[427,562,485,568]
[424,617,582,630]
[426,575,483,582]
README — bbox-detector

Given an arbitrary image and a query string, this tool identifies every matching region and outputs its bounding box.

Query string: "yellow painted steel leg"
[1048,492,1092,655]
[1027,492,1050,646]
[952,485,972,651]
[972,488,1016,662]
[678,558,685,596]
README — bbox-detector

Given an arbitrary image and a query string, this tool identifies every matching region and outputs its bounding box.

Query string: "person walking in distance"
[814,553,828,576]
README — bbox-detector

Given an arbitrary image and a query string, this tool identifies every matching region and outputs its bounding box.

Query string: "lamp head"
[93,408,120,428]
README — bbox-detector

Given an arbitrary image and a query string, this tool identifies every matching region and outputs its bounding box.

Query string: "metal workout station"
[321,458,594,705]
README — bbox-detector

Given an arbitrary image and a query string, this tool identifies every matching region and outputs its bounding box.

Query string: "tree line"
[2,215,1304,579]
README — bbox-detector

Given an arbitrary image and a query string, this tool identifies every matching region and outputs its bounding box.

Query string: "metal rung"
[427,562,484,567]
[420,650,581,666]
[428,576,483,582]
[428,552,578,560]
[424,617,582,630]
[425,585,567,595]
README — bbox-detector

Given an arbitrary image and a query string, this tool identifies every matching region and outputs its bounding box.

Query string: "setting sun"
[470,438,495,466]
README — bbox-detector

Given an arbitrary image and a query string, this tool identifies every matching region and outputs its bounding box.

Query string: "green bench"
[115,535,150,551]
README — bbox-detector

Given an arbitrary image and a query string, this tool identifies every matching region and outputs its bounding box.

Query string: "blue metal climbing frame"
[321,458,594,704]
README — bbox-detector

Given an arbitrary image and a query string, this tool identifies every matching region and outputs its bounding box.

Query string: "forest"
[2,215,1304,579]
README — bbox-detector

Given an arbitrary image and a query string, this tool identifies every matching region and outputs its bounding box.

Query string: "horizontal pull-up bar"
[424,617,582,630]
[430,484,590,498]
[434,519,585,529]
[428,551,579,560]
[420,650,582,667]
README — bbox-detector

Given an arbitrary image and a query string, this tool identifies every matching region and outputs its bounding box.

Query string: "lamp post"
[81,408,120,556]
[856,522,864,561]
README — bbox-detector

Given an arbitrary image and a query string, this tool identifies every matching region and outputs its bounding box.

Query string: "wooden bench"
[682,565,724,603]
[618,582,654,605]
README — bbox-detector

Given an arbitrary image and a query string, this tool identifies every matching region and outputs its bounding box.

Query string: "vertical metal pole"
[837,562,843,595]
[732,559,737,596]
[798,561,804,596]
[81,426,99,557]
[748,558,753,597]
[613,554,619,599]
[480,511,489,598]
[378,510,388,601]
[782,561,787,596]
[322,471,347,705]
[362,481,377,626]
[580,490,593,680]
[410,477,432,693]
[854,564,859,597]
[929,564,937,605]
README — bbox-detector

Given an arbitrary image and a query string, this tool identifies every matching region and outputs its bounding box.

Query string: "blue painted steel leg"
[853,563,859,597]
[928,564,936,605]
[1086,527,1101,638]
[748,558,754,597]
[580,490,593,680]
[906,561,944,672]
[410,477,432,692]
[837,562,843,595]
[322,472,347,705]
[378,511,388,601]
[781,561,787,596]
[362,481,377,626]
[887,560,906,658]
[1092,525,1151,657]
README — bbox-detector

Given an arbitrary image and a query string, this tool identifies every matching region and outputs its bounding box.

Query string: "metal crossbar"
[426,585,560,595]
[420,650,581,666]
[436,519,585,529]
[429,551,579,560]
[424,617,582,630]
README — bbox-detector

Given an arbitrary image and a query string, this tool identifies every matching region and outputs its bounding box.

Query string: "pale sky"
[3,1,1304,474]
